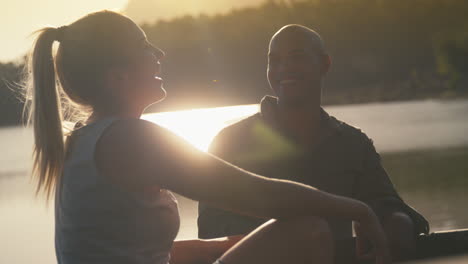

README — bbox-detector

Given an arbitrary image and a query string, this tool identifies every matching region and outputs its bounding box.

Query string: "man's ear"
[321,54,331,75]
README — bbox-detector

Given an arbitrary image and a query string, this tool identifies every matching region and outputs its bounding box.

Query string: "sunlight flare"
[143,104,259,152]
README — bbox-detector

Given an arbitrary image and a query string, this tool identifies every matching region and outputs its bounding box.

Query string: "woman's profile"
[23,10,390,264]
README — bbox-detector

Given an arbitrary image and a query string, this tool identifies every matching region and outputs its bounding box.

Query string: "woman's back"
[55,118,179,264]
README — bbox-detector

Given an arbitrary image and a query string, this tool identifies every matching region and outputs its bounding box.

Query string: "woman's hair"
[23,10,141,199]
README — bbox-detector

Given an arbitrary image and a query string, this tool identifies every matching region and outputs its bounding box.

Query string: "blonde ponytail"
[23,11,140,199]
[25,27,65,199]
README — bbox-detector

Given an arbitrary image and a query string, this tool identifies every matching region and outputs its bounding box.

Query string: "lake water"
[1,99,468,263]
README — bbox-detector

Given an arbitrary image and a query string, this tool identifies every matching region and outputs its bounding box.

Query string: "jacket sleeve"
[353,135,430,235]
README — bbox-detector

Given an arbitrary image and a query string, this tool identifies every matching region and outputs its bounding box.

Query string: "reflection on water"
[142,99,468,153]
[382,147,468,231]
[404,254,468,264]
[1,99,468,263]
[325,100,468,152]
[0,174,55,263]
[402,190,467,231]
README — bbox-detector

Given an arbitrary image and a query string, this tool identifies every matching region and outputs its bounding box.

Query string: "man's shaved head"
[269,24,326,56]
[267,24,330,107]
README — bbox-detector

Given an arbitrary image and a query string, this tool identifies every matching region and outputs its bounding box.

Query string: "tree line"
[1,0,467,126]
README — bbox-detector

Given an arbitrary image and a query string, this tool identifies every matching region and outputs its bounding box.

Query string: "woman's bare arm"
[95,119,389,263]
[96,119,366,221]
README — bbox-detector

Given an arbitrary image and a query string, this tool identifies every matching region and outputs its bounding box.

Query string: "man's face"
[267,33,327,106]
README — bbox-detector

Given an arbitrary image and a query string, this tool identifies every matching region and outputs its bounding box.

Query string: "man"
[198,24,428,261]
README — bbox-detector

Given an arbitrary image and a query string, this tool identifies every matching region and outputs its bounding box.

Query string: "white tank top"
[55,118,180,264]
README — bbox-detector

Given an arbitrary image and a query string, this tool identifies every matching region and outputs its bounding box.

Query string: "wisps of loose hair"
[23,27,89,200]
[23,11,138,200]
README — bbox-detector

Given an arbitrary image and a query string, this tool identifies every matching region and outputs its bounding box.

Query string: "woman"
[24,10,389,264]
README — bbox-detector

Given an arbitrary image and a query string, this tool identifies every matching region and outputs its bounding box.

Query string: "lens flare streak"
[143,104,259,152]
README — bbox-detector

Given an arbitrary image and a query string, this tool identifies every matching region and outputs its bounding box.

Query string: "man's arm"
[353,134,429,260]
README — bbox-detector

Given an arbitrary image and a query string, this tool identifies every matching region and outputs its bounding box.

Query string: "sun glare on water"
[143,104,259,152]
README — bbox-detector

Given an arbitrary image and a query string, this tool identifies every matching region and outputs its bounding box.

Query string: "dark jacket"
[198,96,429,240]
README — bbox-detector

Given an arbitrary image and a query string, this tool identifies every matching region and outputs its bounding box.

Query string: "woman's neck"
[86,105,144,124]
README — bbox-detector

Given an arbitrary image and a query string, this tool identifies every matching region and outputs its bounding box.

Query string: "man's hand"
[355,211,416,262]
[355,208,391,264]
[354,221,372,260]
[383,211,416,260]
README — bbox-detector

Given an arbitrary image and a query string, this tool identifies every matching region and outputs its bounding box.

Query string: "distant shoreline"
[2,97,467,128]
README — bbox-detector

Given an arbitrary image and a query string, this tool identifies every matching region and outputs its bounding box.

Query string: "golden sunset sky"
[1,0,262,63]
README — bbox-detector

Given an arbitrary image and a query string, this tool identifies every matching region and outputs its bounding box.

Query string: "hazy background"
[1,0,468,126]
[0,0,262,62]
[1,1,468,263]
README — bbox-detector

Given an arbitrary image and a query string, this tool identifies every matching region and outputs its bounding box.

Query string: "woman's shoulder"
[98,118,180,149]
[94,118,187,189]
